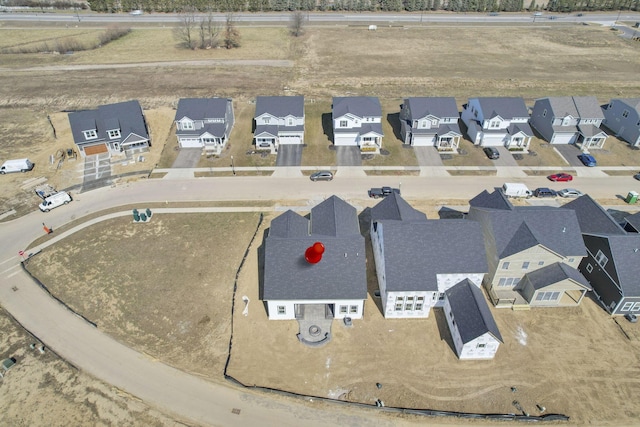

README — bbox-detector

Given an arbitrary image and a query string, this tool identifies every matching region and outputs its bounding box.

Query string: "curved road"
[0,174,637,426]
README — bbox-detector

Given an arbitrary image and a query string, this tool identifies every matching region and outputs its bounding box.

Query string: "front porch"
[295,304,333,347]
[436,133,461,152]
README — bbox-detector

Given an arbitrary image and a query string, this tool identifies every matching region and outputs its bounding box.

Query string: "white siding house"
[174,98,235,155]
[332,97,383,153]
[253,96,304,154]
[444,279,503,360]
[461,97,533,150]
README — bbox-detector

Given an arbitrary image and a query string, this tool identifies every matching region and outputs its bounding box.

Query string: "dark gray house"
[399,97,462,151]
[370,194,488,318]
[68,100,149,157]
[262,195,367,321]
[602,98,640,147]
[529,96,607,149]
[174,98,234,155]
[444,279,503,360]
[563,195,640,316]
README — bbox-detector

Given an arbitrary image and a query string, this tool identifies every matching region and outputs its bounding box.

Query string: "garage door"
[551,134,577,145]
[179,138,202,148]
[279,135,301,145]
[84,144,108,155]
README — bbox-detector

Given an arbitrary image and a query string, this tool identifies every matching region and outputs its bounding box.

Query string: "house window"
[263,117,271,124]
[621,302,633,311]
[416,296,424,302]
[182,121,194,130]
[438,292,445,300]
[568,258,575,263]
[415,303,423,311]
[349,305,358,314]
[431,119,438,127]
[396,296,404,302]
[477,343,486,348]
[421,120,427,127]
[502,262,510,270]
[633,302,640,312]
[339,305,348,314]
[535,291,560,301]
[340,120,347,127]
[586,263,593,273]
[288,118,293,126]
[83,130,97,139]
[107,129,121,139]
[449,311,454,319]
[498,277,520,288]
[395,303,403,311]
[542,109,547,117]
[622,110,629,118]
[522,262,530,270]
[405,303,413,310]
[277,306,286,315]
[407,296,414,302]
[538,261,544,266]
[595,250,608,268]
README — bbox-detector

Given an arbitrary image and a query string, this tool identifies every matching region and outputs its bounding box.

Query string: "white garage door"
[279,135,301,145]
[179,138,202,148]
[411,134,436,146]
[551,133,577,145]
[480,133,505,147]
[334,134,358,146]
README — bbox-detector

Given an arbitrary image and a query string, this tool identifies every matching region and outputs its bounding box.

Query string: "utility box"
[626,191,639,204]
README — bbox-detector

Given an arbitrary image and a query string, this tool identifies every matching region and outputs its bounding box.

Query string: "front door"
[294,304,304,319]
[325,304,334,319]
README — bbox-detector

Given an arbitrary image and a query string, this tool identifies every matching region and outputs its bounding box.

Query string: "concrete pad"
[419,166,450,177]
[496,167,528,178]
[335,167,367,178]
[271,167,303,178]
[162,169,194,179]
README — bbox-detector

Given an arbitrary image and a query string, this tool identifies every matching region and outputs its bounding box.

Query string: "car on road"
[558,188,584,198]
[548,173,573,182]
[488,12,500,16]
[310,170,333,181]
[129,9,143,15]
[634,172,640,181]
[483,147,500,160]
[368,186,401,199]
[534,187,557,198]
[533,12,543,16]
[578,153,597,167]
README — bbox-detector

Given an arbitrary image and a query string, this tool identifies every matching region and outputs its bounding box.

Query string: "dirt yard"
[16,203,640,426]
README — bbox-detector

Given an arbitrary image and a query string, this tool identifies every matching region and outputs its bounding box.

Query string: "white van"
[39,191,72,212]
[502,183,532,198]
[0,158,34,174]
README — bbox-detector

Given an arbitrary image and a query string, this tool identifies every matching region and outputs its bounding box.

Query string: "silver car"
[558,188,584,198]
[310,170,333,181]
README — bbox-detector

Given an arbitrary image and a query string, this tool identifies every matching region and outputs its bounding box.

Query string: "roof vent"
[562,227,566,233]
[635,248,639,253]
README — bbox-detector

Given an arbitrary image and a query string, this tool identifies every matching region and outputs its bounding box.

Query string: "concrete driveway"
[172,148,202,168]
[276,145,302,167]
[81,153,112,191]
[554,144,586,167]
[493,146,519,166]
[336,146,362,166]
[413,146,444,167]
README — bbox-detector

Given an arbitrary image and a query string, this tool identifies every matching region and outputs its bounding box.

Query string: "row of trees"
[175,11,241,48]
[87,0,639,12]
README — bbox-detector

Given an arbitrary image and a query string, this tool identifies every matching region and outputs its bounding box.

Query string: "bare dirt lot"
[18,204,640,426]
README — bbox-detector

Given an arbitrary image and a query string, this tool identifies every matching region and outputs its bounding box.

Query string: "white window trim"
[83,130,97,140]
[108,129,121,139]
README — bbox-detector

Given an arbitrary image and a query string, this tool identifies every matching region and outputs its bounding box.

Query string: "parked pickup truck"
[368,186,400,199]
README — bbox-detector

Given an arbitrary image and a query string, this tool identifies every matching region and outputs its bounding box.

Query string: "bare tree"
[224,13,241,49]
[289,11,307,37]
[199,11,221,49]
[175,7,198,50]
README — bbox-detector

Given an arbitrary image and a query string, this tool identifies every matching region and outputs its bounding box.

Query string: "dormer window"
[108,129,121,139]
[182,121,194,130]
[490,121,499,128]
[288,118,293,126]
[542,109,547,117]
[340,120,347,127]
[263,117,271,124]
[83,130,97,139]
[622,109,630,118]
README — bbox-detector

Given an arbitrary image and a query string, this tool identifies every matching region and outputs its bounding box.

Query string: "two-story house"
[262,196,367,324]
[468,189,590,309]
[461,97,533,150]
[530,96,608,149]
[370,193,488,318]
[602,98,640,147]
[332,96,383,153]
[68,100,150,158]
[399,97,462,151]
[174,98,234,155]
[253,96,304,154]
[563,195,640,317]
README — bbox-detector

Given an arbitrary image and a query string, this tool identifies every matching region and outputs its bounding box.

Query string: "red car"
[548,173,573,182]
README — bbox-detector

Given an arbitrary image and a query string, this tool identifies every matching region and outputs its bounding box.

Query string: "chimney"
[305,242,325,264]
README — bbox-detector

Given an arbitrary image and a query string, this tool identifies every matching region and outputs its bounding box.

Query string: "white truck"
[502,183,532,198]
[38,191,72,212]
[0,158,34,174]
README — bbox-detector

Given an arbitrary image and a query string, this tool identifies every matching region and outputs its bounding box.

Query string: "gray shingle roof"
[379,219,488,292]
[605,235,640,296]
[470,190,586,259]
[263,196,366,301]
[404,97,459,120]
[445,279,503,344]
[332,97,382,118]
[562,195,626,235]
[522,262,591,291]
[469,189,513,211]
[255,96,304,118]
[544,96,604,119]
[474,97,529,120]
[507,122,533,136]
[175,98,229,121]
[370,193,427,223]
[577,124,607,138]
[624,212,640,232]
[68,100,148,145]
